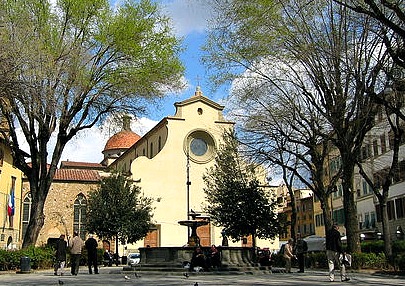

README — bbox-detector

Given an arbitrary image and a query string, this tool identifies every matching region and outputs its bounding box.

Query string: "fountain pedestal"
[178,219,209,247]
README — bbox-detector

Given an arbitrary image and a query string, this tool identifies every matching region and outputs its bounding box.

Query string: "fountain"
[178,212,209,247]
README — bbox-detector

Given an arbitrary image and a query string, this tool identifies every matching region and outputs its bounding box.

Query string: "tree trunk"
[320,195,333,234]
[339,153,361,254]
[380,200,393,260]
[21,192,46,248]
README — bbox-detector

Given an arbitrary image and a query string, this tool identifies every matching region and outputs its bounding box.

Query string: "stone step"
[121,265,274,275]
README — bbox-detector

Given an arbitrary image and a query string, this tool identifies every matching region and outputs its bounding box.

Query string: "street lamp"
[186,149,191,239]
[396,226,404,240]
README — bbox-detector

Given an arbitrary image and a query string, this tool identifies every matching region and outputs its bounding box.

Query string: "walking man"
[326,224,350,282]
[85,233,99,274]
[69,231,84,276]
[54,234,67,276]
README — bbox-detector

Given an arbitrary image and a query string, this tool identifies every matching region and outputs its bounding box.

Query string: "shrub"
[306,252,327,269]
[351,252,387,270]
[361,240,384,253]
[0,246,54,271]
[392,240,405,253]
[0,249,19,270]
[394,253,405,271]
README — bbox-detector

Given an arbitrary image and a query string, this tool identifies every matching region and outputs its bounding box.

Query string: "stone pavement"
[0,266,404,286]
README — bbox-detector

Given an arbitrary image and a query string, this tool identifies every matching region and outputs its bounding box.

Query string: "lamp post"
[186,149,191,239]
[396,226,404,240]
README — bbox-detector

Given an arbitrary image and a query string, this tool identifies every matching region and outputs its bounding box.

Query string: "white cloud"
[16,116,158,164]
[61,116,157,163]
[161,0,214,36]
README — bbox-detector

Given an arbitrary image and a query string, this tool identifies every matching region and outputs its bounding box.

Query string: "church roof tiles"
[53,169,101,182]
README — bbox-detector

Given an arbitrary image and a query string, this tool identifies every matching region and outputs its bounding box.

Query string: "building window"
[22,193,32,238]
[396,197,405,219]
[73,194,87,240]
[389,130,395,150]
[370,212,376,228]
[373,168,389,189]
[387,200,395,220]
[158,136,162,151]
[380,133,386,153]
[393,160,405,184]
[150,142,153,158]
[373,140,379,157]
[329,156,341,175]
[361,143,372,161]
[333,208,345,225]
[362,180,372,196]
[358,214,363,229]
[364,213,370,229]
[377,106,384,122]
[334,184,343,198]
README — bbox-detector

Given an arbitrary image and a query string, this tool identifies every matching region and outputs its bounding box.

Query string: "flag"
[7,190,14,217]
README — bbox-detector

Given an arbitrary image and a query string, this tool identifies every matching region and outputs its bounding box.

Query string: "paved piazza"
[0,267,404,286]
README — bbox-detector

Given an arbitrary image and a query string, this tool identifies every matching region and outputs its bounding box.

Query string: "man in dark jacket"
[294,233,308,273]
[85,234,99,274]
[54,234,67,276]
[326,224,349,282]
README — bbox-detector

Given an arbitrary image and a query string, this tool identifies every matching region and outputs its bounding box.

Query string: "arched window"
[73,194,87,240]
[22,193,32,238]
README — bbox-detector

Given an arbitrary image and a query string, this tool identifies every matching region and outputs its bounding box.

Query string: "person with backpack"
[294,233,308,273]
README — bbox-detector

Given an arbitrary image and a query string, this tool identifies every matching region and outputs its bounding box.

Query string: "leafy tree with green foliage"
[203,131,282,248]
[87,172,154,256]
[0,0,183,248]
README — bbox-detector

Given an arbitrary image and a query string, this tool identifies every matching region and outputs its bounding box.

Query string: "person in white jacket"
[69,231,84,276]
[283,238,294,273]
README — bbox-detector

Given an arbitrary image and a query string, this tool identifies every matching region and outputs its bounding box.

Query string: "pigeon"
[58,280,64,285]
[183,272,189,278]
[194,282,199,286]
[134,272,141,278]
[124,275,130,280]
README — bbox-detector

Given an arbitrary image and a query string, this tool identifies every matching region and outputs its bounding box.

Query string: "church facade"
[14,87,280,253]
[108,87,235,248]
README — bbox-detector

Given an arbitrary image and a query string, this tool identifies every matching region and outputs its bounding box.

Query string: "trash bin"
[121,256,127,265]
[20,256,31,273]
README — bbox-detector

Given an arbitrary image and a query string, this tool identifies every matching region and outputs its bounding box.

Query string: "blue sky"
[59,0,230,163]
[148,0,225,121]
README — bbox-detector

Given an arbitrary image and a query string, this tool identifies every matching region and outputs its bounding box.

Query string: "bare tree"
[0,0,184,248]
[204,0,389,252]
[232,79,340,240]
[356,97,404,260]
[334,0,405,68]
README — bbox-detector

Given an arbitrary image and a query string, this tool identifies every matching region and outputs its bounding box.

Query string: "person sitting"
[103,249,113,267]
[190,247,207,272]
[208,245,221,269]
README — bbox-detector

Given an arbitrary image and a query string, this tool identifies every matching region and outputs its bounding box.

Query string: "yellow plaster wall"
[0,142,23,249]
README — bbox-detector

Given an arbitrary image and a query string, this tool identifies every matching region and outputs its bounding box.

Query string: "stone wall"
[139,246,256,267]
[22,180,101,247]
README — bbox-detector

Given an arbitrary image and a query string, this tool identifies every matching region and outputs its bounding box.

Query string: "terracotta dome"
[103,130,141,152]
